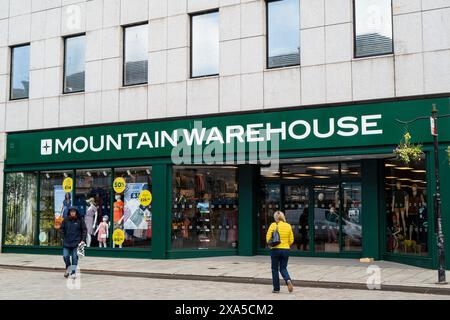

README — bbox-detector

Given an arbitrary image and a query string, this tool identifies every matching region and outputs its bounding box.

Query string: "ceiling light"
[45,173,50,179]
[398,178,411,181]
[314,175,331,179]
[385,163,396,167]
[386,176,397,179]
[307,166,330,170]
[395,167,413,170]
[86,171,91,177]
[295,173,312,177]
[411,170,426,173]
[146,169,151,175]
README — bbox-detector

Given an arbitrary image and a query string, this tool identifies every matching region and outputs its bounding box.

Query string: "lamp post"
[396,104,449,284]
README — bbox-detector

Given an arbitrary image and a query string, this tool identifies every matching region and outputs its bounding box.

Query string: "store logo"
[41,139,53,156]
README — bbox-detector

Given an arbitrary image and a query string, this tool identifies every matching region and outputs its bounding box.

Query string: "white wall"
[0,0,448,133]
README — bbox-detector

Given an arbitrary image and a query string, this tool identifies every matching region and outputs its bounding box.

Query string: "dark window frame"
[122,21,149,87]
[9,43,31,101]
[63,33,86,94]
[190,9,220,79]
[266,0,301,70]
[352,0,394,59]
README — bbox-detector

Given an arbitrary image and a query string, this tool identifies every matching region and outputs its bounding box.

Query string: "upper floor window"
[10,44,30,100]
[267,0,300,69]
[64,35,86,93]
[191,11,219,78]
[124,24,148,86]
[354,0,393,58]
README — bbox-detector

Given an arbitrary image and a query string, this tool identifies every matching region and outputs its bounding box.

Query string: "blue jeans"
[270,249,291,291]
[63,247,78,274]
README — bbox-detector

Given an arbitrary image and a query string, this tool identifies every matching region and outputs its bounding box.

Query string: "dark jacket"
[61,208,87,248]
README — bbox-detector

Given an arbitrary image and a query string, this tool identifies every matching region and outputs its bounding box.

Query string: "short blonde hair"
[274,211,286,223]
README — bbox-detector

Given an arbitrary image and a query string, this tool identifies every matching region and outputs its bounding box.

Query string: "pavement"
[1,268,449,300]
[0,253,450,296]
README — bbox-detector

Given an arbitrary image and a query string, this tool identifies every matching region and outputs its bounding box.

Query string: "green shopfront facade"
[2,97,450,269]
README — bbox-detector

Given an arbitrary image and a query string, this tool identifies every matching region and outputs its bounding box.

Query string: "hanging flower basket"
[394,132,424,165]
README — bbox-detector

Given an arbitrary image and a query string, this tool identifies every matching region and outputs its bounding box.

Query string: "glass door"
[283,185,310,252]
[313,184,340,253]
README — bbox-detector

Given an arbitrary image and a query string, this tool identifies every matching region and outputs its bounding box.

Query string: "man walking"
[61,206,87,278]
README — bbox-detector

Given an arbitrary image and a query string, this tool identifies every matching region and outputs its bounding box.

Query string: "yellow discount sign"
[62,177,73,193]
[139,190,152,206]
[113,229,125,246]
[113,177,126,194]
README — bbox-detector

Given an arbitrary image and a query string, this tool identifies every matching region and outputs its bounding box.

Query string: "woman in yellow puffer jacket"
[266,211,294,293]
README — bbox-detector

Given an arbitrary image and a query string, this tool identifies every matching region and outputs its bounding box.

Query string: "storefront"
[2,97,450,269]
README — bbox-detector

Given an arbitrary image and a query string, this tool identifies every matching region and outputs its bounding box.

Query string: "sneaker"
[64,272,70,278]
[287,280,294,293]
[70,273,77,279]
[272,290,280,294]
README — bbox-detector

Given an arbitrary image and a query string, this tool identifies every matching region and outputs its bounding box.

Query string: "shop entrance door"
[280,182,362,254]
[282,183,341,254]
[282,184,311,252]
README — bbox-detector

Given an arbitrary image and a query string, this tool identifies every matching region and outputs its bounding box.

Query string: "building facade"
[0,0,449,269]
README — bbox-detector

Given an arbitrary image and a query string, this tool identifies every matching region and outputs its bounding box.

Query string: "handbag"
[268,223,281,247]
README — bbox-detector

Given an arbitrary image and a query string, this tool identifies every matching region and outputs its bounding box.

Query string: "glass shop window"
[75,169,112,248]
[4,172,38,246]
[172,167,238,250]
[39,171,73,246]
[113,167,153,248]
[385,158,428,256]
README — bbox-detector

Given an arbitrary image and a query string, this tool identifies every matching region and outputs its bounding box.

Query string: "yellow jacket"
[266,221,294,249]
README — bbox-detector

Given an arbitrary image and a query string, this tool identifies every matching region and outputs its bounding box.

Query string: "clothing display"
[408,193,423,215]
[62,199,71,219]
[172,168,238,249]
[97,221,109,242]
[84,205,97,235]
[393,189,408,209]
[113,199,124,223]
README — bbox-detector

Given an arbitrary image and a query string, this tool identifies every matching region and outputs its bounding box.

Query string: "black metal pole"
[431,104,447,284]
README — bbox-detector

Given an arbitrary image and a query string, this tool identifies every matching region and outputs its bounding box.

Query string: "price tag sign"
[62,177,73,193]
[139,190,152,206]
[113,177,126,193]
[113,229,125,246]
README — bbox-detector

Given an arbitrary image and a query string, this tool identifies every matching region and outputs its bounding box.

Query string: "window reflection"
[191,11,219,77]
[64,35,86,93]
[124,24,148,85]
[11,45,30,99]
[355,0,393,57]
[267,0,300,68]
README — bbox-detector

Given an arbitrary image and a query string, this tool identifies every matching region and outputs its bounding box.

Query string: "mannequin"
[391,182,408,234]
[60,192,71,219]
[317,193,325,208]
[94,215,109,248]
[113,194,124,248]
[84,198,98,247]
[408,184,424,241]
